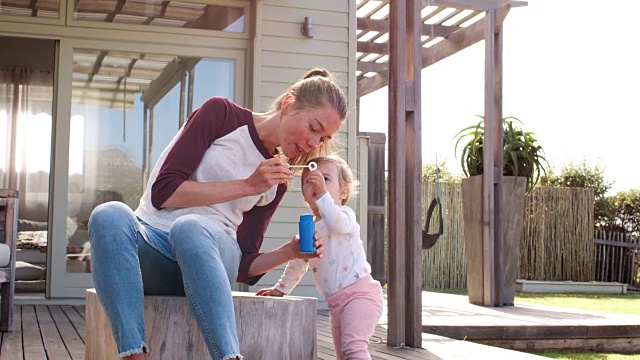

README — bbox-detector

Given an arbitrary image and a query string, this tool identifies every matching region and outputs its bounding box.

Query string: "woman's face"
[279,101,343,158]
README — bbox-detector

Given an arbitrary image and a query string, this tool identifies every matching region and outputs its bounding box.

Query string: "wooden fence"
[594,230,640,290]
[421,183,465,289]
[520,187,595,281]
[421,184,596,289]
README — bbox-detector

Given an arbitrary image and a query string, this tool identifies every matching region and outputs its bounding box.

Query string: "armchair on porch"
[0,189,19,331]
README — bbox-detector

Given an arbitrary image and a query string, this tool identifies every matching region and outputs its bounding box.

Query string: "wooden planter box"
[462,175,526,306]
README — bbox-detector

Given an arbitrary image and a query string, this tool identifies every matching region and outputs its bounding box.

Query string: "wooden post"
[0,189,18,332]
[388,0,422,347]
[388,0,407,344]
[482,8,497,307]
[493,6,506,307]
[482,5,509,306]
[360,132,387,286]
[404,0,423,347]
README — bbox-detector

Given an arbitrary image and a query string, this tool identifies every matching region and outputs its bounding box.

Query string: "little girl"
[257,155,383,360]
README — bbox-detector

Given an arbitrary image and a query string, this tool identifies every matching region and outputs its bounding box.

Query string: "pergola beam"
[357,18,459,38]
[357,5,510,97]
[425,0,527,10]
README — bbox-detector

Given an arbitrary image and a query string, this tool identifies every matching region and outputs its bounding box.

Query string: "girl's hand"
[288,232,324,260]
[256,287,285,297]
[303,170,327,200]
[246,158,293,194]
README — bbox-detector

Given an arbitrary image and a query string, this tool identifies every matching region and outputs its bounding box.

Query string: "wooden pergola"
[355,0,527,348]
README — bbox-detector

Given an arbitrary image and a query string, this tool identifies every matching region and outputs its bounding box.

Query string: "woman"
[88,68,348,360]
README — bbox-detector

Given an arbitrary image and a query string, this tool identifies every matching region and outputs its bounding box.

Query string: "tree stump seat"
[85,288,317,359]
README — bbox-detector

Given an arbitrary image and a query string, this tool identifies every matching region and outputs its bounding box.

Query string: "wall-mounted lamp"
[301,16,314,38]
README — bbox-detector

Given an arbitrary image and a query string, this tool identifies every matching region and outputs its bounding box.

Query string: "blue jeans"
[88,201,243,359]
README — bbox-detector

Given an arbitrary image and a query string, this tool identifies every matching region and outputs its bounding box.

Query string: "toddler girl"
[257,155,383,360]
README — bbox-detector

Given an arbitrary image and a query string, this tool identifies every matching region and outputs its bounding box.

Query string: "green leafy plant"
[453,115,548,193]
[422,161,461,183]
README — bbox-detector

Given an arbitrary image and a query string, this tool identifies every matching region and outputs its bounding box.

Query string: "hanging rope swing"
[421,7,443,250]
[422,165,443,250]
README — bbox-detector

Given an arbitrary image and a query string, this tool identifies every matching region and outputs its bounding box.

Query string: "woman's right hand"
[256,287,285,297]
[246,158,293,194]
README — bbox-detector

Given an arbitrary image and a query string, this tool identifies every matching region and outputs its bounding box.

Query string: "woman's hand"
[288,231,324,260]
[255,287,285,297]
[245,158,293,194]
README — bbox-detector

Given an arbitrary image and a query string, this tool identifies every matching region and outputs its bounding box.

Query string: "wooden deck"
[421,291,640,354]
[4,290,637,359]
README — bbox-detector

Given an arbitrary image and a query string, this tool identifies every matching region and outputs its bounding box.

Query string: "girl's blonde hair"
[302,155,358,205]
[270,68,348,169]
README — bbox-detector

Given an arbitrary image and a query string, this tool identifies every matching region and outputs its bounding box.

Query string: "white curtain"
[0,67,54,222]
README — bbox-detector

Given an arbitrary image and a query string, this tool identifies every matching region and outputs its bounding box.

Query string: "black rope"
[422,165,443,250]
[422,196,443,250]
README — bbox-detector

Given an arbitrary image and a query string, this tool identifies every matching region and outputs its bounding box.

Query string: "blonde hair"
[302,155,358,205]
[270,68,348,169]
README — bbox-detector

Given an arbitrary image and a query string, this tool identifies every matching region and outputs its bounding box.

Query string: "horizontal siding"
[261,80,348,98]
[256,0,352,311]
[262,36,348,58]
[261,66,348,87]
[261,51,348,73]
[262,20,348,42]
[262,0,347,12]
[263,6,349,27]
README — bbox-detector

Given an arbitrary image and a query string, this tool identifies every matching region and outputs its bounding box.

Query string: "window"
[67,47,235,273]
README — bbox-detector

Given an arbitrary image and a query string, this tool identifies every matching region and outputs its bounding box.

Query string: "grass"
[514,292,640,317]
[531,352,640,359]
[426,288,640,359]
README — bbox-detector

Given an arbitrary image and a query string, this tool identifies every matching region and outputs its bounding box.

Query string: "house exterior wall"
[0,0,359,304]
[249,0,357,310]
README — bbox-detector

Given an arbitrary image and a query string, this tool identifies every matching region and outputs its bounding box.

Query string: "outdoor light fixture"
[301,16,314,38]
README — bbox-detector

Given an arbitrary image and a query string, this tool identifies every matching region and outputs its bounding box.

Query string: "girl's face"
[302,162,348,213]
[279,99,343,158]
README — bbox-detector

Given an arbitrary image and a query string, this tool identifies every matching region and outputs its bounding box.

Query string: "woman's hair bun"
[303,68,331,80]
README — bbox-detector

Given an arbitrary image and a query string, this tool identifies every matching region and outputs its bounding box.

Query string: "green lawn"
[426,289,640,359]
[514,292,640,317]
[531,352,640,360]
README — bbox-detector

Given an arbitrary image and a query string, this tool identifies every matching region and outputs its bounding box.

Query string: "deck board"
[21,306,47,359]
[6,290,640,358]
[35,305,72,359]
[62,306,86,344]
[49,306,85,359]
[0,305,23,360]
[420,291,640,353]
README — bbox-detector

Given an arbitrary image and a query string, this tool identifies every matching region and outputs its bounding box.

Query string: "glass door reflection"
[68,48,235,273]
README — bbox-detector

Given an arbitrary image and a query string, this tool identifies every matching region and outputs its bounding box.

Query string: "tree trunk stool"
[85,289,317,359]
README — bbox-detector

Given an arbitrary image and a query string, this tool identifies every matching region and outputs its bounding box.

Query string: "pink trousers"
[325,275,384,360]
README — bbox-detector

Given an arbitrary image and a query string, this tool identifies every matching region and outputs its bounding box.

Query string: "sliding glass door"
[50,39,243,298]
[0,36,56,296]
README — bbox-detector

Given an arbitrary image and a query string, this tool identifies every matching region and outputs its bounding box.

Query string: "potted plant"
[454,116,547,306]
[455,116,547,194]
